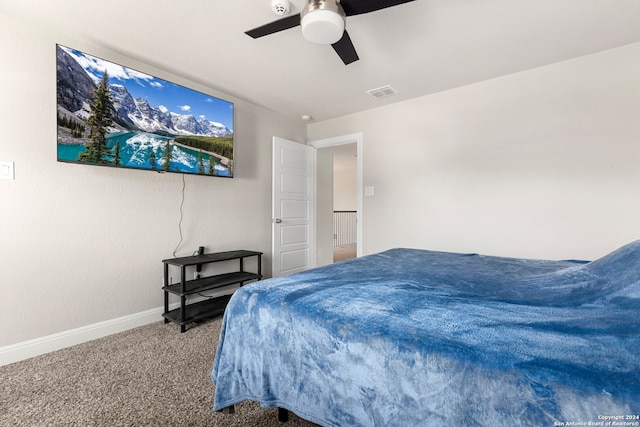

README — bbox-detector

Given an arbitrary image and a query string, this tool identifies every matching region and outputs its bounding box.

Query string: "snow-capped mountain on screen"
[56,45,232,139]
[110,84,232,137]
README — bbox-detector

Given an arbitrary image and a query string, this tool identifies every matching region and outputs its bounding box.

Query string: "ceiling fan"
[245,0,415,65]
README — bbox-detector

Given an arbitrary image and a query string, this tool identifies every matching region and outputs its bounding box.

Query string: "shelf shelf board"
[162,250,263,267]
[162,295,233,325]
[163,271,261,296]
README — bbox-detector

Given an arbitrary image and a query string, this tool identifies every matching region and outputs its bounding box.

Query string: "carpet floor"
[0,317,318,426]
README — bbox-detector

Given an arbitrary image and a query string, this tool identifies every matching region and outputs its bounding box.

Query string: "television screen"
[56,44,234,177]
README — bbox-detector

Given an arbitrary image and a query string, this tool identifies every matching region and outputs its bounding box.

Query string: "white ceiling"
[4,0,640,123]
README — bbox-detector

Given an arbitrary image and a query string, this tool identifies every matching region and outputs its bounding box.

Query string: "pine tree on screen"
[79,71,114,164]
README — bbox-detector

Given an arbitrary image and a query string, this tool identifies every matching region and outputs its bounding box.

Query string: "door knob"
[273,218,282,223]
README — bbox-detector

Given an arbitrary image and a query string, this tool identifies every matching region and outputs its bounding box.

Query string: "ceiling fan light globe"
[301,9,345,44]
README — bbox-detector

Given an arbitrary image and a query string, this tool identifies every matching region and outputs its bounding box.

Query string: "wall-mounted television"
[56,44,234,177]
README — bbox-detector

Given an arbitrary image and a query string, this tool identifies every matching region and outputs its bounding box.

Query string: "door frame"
[309,132,363,257]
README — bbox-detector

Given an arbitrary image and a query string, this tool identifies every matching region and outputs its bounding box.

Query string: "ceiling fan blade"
[245,13,301,38]
[341,0,415,16]
[332,31,359,65]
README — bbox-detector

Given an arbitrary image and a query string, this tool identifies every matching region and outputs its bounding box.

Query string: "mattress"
[212,241,640,426]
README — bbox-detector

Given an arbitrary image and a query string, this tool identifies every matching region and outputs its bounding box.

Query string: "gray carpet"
[0,317,318,426]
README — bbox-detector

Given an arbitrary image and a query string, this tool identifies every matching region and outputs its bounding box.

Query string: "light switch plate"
[364,186,375,196]
[0,161,15,180]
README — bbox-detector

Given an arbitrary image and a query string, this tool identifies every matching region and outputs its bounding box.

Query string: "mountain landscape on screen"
[56,44,234,177]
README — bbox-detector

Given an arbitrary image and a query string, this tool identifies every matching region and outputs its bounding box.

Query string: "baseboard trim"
[0,306,164,366]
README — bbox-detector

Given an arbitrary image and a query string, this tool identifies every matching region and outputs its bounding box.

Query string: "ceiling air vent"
[365,85,398,99]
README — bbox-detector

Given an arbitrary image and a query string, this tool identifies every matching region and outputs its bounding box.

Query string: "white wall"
[0,13,305,347]
[332,145,358,211]
[308,42,640,261]
[334,167,357,211]
[316,149,334,266]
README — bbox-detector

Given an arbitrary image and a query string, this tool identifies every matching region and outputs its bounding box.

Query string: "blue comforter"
[212,241,640,426]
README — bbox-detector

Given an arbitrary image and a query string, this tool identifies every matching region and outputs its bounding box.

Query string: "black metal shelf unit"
[162,250,262,332]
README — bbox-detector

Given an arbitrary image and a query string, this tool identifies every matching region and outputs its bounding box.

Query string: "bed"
[211,241,640,426]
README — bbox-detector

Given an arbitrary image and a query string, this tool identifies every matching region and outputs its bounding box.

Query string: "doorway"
[329,144,357,262]
[310,133,363,265]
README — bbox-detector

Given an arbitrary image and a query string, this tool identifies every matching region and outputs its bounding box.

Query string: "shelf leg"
[163,264,169,323]
[278,407,289,422]
[180,266,187,332]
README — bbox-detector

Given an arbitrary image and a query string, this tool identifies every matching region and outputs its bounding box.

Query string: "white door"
[272,137,316,277]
